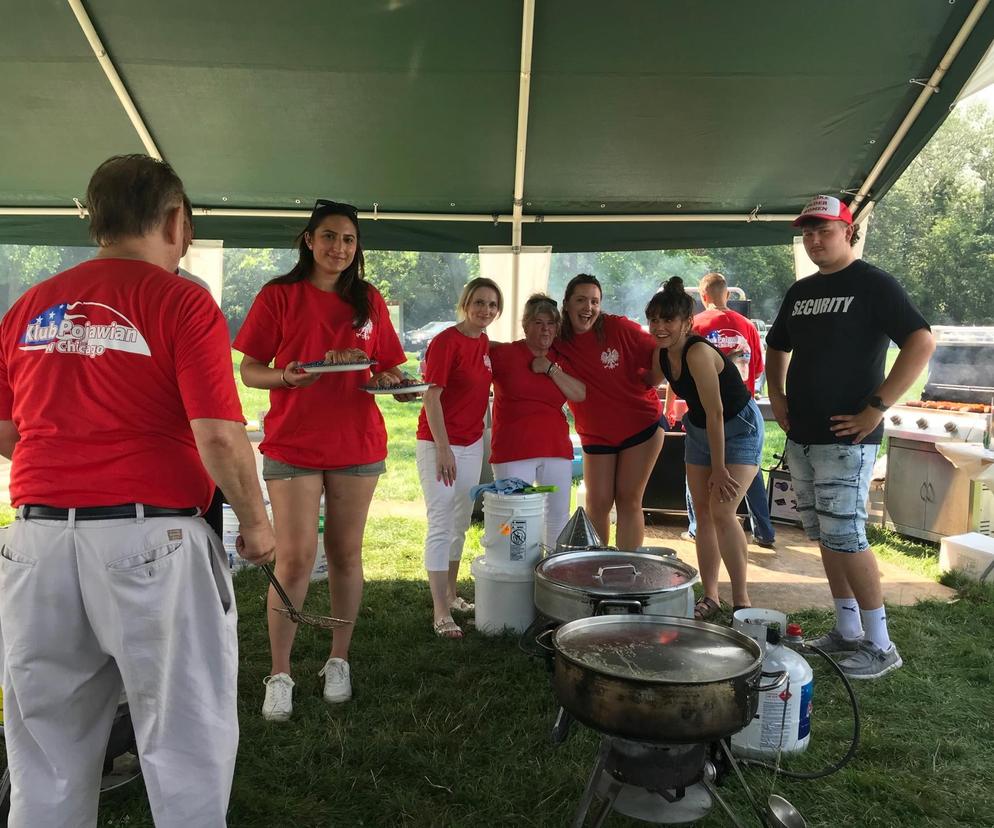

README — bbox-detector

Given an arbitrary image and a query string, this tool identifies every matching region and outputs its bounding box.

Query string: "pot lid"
[536,549,697,596]
[554,615,761,684]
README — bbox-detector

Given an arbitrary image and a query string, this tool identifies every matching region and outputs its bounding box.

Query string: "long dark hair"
[267,200,370,328]
[645,276,694,322]
[560,273,606,342]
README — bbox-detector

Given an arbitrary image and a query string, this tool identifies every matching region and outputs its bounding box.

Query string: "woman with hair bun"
[489,293,586,547]
[553,274,663,550]
[646,277,762,619]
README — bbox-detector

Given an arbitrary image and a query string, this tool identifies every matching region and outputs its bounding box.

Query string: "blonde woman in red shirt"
[417,278,502,639]
[552,274,663,549]
[235,200,409,720]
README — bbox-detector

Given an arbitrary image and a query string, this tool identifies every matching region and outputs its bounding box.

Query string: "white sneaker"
[319,657,352,703]
[262,673,294,721]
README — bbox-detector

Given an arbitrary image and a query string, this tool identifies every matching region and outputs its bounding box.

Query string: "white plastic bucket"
[482,491,547,569]
[223,500,274,574]
[471,556,536,634]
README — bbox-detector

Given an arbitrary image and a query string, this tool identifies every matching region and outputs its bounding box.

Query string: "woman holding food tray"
[416,277,502,639]
[234,199,415,721]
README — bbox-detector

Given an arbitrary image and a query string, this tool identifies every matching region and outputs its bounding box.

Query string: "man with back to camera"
[0,154,275,825]
[765,195,934,680]
[683,271,776,549]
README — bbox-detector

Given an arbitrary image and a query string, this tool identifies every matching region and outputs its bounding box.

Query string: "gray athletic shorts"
[261,456,386,480]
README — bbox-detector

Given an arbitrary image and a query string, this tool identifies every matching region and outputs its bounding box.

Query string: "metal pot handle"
[751,670,789,692]
[594,564,640,581]
[594,599,645,615]
[535,628,556,652]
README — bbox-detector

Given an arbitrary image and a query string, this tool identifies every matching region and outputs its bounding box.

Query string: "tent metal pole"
[0,207,797,223]
[66,0,163,160]
[850,0,990,221]
[511,0,537,322]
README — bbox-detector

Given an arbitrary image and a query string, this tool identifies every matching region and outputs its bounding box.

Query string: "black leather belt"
[22,504,199,521]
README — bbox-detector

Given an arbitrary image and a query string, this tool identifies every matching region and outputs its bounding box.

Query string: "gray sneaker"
[805,629,862,656]
[837,640,903,680]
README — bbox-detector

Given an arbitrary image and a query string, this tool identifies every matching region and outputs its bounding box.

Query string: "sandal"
[433,616,463,639]
[449,596,475,613]
[693,596,721,621]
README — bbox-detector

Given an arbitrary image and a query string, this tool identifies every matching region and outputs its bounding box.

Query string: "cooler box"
[939,533,994,582]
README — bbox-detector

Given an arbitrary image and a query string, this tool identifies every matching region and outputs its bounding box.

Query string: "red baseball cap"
[792,195,853,227]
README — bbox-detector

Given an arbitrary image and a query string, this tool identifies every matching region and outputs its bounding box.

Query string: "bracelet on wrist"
[546,362,558,377]
[280,367,294,389]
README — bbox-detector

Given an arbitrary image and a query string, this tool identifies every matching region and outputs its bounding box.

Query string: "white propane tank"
[731,610,813,759]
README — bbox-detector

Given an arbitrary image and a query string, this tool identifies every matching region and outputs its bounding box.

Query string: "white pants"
[416,438,484,572]
[0,511,239,827]
[492,457,574,549]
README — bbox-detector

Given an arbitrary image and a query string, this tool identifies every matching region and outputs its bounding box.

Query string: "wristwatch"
[866,395,889,412]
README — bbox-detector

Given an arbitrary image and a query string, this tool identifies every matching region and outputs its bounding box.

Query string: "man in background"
[0,154,274,824]
[682,271,776,548]
[766,194,933,680]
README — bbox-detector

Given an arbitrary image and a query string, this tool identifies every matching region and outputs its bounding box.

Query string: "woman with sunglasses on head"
[552,274,663,550]
[416,277,502,639]
[234,199,409,721]
[646,277,761,619]
[489,294,585,547]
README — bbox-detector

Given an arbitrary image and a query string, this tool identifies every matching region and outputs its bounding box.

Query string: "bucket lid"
[555,507,602,551]
[553,615,761,684]
[535,549,697,596]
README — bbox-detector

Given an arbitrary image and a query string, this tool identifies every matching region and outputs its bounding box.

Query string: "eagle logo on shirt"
[600,348,620,369]
[483,354,493,372]
[356,318,374,341]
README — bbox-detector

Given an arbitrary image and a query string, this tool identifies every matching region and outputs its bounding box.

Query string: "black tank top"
[660,335,751,428]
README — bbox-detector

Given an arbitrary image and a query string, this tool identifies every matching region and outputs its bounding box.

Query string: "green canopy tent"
[3,0,994,252]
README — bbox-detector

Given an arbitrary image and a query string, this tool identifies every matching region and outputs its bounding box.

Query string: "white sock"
[833,597,863,640]
[860,606,892,651]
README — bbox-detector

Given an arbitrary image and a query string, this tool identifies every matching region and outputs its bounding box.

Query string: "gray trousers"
[0,511,239,827]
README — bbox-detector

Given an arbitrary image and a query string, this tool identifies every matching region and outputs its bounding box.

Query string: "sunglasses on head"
[312,198,359,219]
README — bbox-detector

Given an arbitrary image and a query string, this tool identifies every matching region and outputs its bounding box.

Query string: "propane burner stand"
[571,738,758,827]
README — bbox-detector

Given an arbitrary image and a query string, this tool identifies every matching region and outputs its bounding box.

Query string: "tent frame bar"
[0,207,797,224]
[66,0,163,160]
[509,0,537,319]
[851,0,990,220]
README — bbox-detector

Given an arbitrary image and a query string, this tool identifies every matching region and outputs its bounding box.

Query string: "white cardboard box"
[939,532,994,582]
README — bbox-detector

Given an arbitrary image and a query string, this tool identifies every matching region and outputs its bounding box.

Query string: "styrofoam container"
[940,532,994,582]
[482,491,546,569]
[471,556,536,634]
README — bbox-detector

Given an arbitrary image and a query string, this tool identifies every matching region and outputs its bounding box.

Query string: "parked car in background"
[405,320,455,354]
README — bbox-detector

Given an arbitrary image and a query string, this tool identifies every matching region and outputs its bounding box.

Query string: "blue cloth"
[469,477,531,501]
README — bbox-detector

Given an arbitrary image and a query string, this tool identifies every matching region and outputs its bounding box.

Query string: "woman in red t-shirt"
[234,200,410,720]
[552,274,663,549]
[490,294,586,547]
[416,277,502,639]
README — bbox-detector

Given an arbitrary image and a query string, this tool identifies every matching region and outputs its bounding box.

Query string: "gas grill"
[884,327,994,542]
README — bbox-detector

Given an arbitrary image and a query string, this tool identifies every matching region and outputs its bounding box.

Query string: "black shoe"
[752,536,775,549]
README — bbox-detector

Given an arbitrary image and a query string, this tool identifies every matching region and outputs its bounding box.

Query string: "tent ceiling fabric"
[2,0,994,251]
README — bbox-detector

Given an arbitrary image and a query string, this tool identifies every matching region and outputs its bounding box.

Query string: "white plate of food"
[364,381,430,395]
[300,361,377,374]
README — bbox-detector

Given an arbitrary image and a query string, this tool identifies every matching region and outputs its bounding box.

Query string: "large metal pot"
[548,615,786,744]
[534,548,698,622]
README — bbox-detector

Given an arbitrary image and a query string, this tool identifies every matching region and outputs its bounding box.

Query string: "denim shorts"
[683,399,764,467]
[784,440,877,553]
[262,455,386,480]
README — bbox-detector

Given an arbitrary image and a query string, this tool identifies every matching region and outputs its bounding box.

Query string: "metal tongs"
[260,563,352,630]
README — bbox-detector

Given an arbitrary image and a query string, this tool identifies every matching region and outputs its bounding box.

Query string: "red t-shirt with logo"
[489,339,571,463]
[552,314,661,447]
[416,326,492,446]
[233,280,406,469]
[691,308,763,394]
[0,259,243,510]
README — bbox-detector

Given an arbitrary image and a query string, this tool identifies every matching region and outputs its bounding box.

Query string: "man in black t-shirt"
[766,195,934,680]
